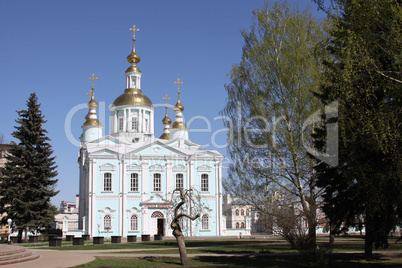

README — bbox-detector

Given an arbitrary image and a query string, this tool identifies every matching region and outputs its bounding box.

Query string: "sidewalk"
[5,249,95,268]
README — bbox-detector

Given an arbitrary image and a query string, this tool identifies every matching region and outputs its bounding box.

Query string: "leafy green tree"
[222,2,327,249]
[312,0,402,259]
[0,93,59,242]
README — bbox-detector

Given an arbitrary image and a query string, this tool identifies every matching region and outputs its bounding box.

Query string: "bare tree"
[170,188,200,267]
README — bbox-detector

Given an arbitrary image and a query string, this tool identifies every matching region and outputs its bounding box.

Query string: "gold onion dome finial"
[162,94,172,124]
[83,74,102,127]
[87,74,98,108]
[127,25,141,64]
[173,78,184,112]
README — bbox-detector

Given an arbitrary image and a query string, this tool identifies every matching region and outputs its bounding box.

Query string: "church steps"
[0,245,39,265]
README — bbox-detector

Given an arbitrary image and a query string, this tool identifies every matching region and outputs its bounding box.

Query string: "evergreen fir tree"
[0,93,58,241]
[312,0,402,259]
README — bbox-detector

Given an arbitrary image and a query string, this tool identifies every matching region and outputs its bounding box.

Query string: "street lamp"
[7,219,12,245]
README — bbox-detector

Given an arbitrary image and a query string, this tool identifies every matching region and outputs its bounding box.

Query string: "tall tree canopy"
[312,0,402,259]
[0,93,58,241]
[222,1,327,249]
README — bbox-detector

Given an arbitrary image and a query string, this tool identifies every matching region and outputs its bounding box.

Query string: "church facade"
[78,26,224,238]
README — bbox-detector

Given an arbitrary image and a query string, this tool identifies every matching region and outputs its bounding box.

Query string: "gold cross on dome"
[86,88,94,99]
[129,25,139,39]
[88,74,98,90]
[162,94,170,108]
[174,78,183,95]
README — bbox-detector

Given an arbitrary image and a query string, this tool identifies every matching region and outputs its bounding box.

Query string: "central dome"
[112,88,153,108]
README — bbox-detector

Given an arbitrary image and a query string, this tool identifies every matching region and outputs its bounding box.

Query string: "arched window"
[201,214,209,230]
[176,173,183,190]
[104,215,112,230]
[153,173,161,192]
[235,222,239,228]
[241,209,244,216]
[201,174,209,192]
[235,209,239,216]
[241,222,245,228]
[151,211,164,218]
[130,173,139,192]
[104,173,112,191]
[130,215,138,231]
[246,209,250,216]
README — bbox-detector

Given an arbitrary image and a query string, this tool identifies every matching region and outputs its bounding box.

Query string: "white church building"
[77,26,224,238]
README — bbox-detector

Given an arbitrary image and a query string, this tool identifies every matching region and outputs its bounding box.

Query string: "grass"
[20,235,402,267]
[74,253,402,267]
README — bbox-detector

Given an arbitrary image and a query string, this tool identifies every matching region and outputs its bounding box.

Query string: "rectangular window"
[132,117,138,132]
[153,173,161,192]
[130,215,138,231]
[130,173,139,192]
[104,173,112,191]
[118,118,124,131]
[104,215,112,230]
[145,118,149,132]
[202,214,209,230]
[176,174,183,190]
[201,174,209,192]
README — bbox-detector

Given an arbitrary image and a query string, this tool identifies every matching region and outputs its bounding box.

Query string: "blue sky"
[0,0,324,207]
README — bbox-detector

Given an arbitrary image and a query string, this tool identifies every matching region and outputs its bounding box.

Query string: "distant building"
[53,195,80,236]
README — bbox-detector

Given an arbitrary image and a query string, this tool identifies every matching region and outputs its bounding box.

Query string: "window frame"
[201,174,209,192]
[153,173,162,192]
[104,214,112,230]
[130,215,138,231]
[130,173,139,192]
[176,173,184,190]
[201,214,209,230]
[103,172,112,192]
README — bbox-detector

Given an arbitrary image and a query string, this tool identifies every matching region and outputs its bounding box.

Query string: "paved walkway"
[4,246,277,268]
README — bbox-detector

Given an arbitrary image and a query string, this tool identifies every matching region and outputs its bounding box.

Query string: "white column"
[112,111,117,133]
[166,160,172,193]
[90,159,97,237]
[188,159,194,236]
[216,161,222,235]
[150,110,154,135]
[142,160,148,201]
[120,158,126,237]
[123,109,127,132]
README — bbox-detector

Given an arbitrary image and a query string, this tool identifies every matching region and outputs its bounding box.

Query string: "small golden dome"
[82,118,102,127]
[127,51,141,64]
[173,99,184,112]
[112,88,153,108]
[171,121,188,130]
[159,132,170,140]
[162,114,172,125]
[88,98,98,108]
[125,65,141,74]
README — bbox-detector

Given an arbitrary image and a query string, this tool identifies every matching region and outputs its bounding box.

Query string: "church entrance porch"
[150,211,165,236]
[157,218,164,235]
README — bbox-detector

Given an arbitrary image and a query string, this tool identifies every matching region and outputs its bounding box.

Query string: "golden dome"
[88,98,98,108]
[82,118,102,127]
[112,88,153,108]
[173,99,184,112]
[159,132,170,140]
[171,121,188,130]
[125,65,141,74]
[127,51,141,64]
[162,114,172,125]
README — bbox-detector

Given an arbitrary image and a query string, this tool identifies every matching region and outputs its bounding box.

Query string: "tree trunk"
[365,215,374,260]
[17,229,23,243]
[174,231,188,267]
[308,221,317,249]
[329,223,336,244]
